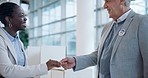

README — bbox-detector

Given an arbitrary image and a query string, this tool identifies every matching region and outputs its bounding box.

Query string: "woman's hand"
[46,59,61,70]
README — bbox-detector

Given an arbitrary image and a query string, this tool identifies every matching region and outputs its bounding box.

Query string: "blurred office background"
[0,0,148,78]
[0,0,147,56]
[20,0,148,56]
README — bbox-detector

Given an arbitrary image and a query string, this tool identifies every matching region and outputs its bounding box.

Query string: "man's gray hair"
[125,0,131,7]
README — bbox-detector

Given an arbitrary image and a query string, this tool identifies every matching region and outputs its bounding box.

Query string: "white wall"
[76,0,95,55]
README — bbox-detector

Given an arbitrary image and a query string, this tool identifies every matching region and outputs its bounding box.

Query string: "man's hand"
[60,57,76,70]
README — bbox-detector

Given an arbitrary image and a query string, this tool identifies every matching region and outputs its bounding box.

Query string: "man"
[60,0,148,78]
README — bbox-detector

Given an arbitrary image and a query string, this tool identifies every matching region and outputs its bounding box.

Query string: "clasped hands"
[46,57,76,70]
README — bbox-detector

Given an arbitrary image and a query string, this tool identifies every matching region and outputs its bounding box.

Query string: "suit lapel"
[111,10,136,59]
[0,27,18,64]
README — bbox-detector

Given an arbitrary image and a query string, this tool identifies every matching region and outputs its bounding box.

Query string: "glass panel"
[48,24,54,34]
[53,22,61,33]
[42,24,50,36]
[42,0,50,5]
[34,27,38,37]
[29,39,34,46]
[49,4,55,22]
[66,32,76,56]
[33,0,38,10]
[36,37,42,46]
[28,29,34,38]
[29,38,37,46]
[42,35,61,46]
[42,6,50,24]
[33,12,38,27]
[66,0,77,17]
[98,0,104,8]
[55,2,61,21]
[47,23,61,34]
[53,35,61,45]
[42,1,61,24]
[42,36,51,45]
[66,17,76,31]
[42,23,61,36]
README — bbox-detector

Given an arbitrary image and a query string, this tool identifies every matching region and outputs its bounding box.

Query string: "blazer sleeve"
[74,50,98,71]
[138,15,148,78]
[0,36,48,78]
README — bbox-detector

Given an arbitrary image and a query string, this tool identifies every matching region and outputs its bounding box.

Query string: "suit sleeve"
[0,36,48,78]
[74,50,98,71]
[138,16,148,78]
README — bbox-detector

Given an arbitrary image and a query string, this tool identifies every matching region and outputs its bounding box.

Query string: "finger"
[60,57,69,62]
[61,62,68,65]
[62,64,71,70]
[53,61,61,66]
[61,65,67,70]
[60,59,67,63]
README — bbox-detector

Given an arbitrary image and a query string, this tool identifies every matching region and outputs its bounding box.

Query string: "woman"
[0,2,60,78]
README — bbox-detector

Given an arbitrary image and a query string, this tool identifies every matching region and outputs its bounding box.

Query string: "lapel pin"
[119,29,126,36]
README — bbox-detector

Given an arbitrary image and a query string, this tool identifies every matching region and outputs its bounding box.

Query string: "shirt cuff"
[72,57,76,71]
[39,63,48,75]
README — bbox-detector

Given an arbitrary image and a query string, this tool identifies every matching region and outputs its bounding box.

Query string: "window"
[28,0,77,56]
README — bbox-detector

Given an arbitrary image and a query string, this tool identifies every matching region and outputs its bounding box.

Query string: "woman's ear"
[5,16,12,27]
[5,16,10,23]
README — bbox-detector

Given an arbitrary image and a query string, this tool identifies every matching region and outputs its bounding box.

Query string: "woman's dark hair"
[0,2,19,24]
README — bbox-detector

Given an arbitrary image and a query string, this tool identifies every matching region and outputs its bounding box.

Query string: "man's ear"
[120,0,125,5]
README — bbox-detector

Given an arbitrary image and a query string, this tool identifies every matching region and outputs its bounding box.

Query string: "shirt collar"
[114,9,131,23]
[2,28,19,42]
